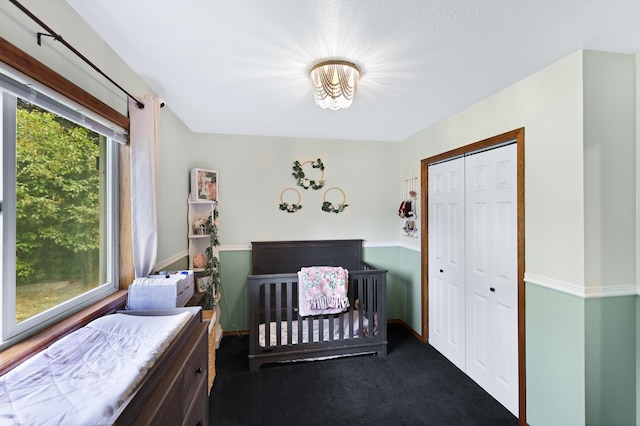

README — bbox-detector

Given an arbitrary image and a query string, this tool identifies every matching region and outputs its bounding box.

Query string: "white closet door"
[465,143,518,416]
[428,157,466,370]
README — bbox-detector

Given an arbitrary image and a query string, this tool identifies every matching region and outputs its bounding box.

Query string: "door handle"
[490,287,495,292]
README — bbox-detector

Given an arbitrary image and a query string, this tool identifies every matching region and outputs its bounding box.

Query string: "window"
[0,66,125,347]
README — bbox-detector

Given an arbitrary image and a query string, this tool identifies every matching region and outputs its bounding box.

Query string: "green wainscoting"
[526,283,637,426]
[526,283,586,425]
[584,295,636,425]
[364,246,422,333]
[217,245,422,334]
[218,250,252,332]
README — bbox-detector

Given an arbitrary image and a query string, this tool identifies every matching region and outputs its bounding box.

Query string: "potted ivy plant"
[203,209,221,309]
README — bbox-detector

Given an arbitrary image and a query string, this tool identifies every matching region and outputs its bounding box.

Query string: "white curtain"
[129,96,161,278]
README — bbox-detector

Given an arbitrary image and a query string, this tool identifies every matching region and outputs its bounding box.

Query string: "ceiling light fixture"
[309,60,360,110]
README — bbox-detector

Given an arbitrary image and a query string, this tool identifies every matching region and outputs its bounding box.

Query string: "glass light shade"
[309,60,360,110]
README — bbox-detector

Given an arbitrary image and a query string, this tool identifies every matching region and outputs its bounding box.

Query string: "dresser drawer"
[182,375,208,426]
[151,380,183,426]
[182,323,208,405]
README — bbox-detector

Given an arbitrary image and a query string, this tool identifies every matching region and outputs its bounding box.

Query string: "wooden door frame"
[420,127,526,425]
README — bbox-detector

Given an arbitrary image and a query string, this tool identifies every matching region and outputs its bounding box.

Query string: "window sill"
[0,290,127,376]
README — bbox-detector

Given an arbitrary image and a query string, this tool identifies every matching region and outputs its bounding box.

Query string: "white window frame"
[0,65,124,348]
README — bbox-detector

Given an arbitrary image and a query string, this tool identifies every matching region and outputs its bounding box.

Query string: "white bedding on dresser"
[0,310,192,426]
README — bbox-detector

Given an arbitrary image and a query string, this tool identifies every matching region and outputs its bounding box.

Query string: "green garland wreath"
[279,188,303,213]
[292,158,325,190]
[321,187,349,213]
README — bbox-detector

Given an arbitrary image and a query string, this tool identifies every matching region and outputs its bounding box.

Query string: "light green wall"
[218,250,251,332]
[527,284,637,426]
[526,283,586,425]
[585,296,636,425]
[364,246,422,332]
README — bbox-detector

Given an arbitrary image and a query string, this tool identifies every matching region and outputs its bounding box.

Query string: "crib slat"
[308,314,314,343]
[319,314,325,342]
[286,281,293,345]
[356,277,363,338]
[275,282,282,346]
[357,277,363,338]
[342,279,354,340]
[347,305,353,340]
[251,280,259,349]
[298,312,303,345]
[329,313,335,341]
[367,276,372,337]
[370,276,376,336]
[264,283,271,347]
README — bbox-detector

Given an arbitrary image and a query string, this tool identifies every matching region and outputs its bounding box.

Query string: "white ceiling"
[66,0,640,142]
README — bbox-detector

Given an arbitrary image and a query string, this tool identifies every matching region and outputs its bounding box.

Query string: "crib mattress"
[0,309,193,426]
[259,315,369,347]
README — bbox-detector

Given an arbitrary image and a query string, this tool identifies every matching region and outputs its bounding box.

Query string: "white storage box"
[127,271,194,310]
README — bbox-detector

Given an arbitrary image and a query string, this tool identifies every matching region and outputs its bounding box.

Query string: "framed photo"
[191,168,218,201]
[197,276,210,292]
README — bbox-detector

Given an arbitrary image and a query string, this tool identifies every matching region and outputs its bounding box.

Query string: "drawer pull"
[196,366,204,375]
[196,421,203,426]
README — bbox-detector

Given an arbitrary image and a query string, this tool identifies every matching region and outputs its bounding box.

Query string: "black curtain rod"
[9,0,146,109]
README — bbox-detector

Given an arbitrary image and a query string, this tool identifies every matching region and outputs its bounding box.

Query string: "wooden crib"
[247,239,387,371]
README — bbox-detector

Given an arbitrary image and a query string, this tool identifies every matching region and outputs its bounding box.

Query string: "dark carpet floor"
[208,323,518,426]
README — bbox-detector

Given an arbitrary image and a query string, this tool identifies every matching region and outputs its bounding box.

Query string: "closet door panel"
[465,158,492,388]
[447,281,462,348]
[469,292,489,369]
[428,157,466,370]
[469,201,490,276]
[496,301,514,385]
[465,144,518,416]
[432,275,445,336]
[490,152,518,414]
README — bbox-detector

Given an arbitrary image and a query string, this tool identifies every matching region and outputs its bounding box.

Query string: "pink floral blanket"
[298,266,350,317]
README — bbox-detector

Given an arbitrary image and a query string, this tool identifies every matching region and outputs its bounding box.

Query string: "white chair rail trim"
[524,272,638,299]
